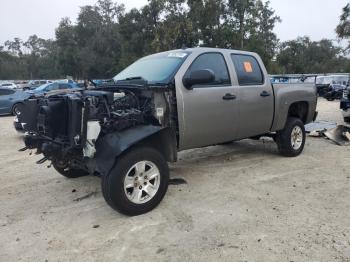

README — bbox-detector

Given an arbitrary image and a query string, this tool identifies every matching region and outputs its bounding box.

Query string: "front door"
[176,52,239,150]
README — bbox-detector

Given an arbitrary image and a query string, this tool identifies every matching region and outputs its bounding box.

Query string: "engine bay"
[19,86,175,174]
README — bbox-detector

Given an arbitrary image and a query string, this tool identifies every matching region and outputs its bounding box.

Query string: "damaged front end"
[19,84,176,176]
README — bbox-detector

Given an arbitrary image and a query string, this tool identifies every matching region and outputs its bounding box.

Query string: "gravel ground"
[1,98,350,262]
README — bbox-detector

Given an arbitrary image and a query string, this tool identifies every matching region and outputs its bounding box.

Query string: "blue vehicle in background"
[28,82,79,95]
[0,88,30,115]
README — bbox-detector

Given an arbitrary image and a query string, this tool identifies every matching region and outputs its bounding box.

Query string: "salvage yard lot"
[1,99,350,262]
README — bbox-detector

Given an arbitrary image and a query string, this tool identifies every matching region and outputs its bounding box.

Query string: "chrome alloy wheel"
[123,161,160,204]
[291,126,303,150]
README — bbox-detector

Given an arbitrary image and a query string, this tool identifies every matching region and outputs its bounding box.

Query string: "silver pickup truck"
[19,48,317,216]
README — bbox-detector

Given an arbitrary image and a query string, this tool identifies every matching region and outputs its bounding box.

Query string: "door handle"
[260,91,271,97]
[223,93,237,100]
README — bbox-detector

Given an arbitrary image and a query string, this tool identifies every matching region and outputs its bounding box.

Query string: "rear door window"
[231,54,264,86]
[185,53,231,87]
[46,83,59,91]
[0,89,15,96]
[59,84,70,89]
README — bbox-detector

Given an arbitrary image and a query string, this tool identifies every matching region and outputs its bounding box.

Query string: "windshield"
[34,83,51,91]
[114,51,190,84]
[34,83,59,92]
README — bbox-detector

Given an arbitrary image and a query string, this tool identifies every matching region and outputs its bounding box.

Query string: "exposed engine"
[19,87,174,174]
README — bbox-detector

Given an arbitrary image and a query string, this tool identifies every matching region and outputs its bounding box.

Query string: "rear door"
[230,54,274,139]
[176,52,239,150]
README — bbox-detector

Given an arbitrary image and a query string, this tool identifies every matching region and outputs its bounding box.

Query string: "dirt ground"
[1,98,350,262]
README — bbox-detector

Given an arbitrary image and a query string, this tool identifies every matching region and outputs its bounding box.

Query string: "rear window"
[231,54,264,86]
[0,89,15,96]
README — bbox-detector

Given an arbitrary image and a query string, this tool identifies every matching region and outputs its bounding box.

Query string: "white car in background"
[1,83,18,89]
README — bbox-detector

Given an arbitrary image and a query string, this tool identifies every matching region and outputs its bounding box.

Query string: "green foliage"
[336,3,350,48]
[276,37,349,74]
[0,0,349,80]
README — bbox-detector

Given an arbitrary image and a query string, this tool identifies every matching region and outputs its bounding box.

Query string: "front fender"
[95,125,164,176]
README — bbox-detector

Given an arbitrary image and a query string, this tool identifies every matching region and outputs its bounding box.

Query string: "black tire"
[102,147,169,216]
[12,103,21,116]
[344,117,350,123]
[53,161,89,179]
[276,117,306,157]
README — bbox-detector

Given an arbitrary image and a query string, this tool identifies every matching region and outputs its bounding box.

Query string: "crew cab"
[18,48,317,216]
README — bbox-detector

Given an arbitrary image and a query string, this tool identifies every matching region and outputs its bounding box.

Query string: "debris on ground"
[73,191,98,202]
[309,130,324,137]
[169,178,187,185]
[305,121,337,134]
[324,125,350,146]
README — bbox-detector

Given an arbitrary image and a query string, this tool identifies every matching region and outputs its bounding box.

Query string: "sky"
[0,0,349,45]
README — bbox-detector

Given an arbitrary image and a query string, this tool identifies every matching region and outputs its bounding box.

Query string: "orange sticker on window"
[244,62,253,73]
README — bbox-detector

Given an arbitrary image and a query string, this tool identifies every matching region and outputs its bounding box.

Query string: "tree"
[4,38,23,56]
[276,37,348,74]
[336,3,350,49]
[228,0,255,49]
[1,0,349,80]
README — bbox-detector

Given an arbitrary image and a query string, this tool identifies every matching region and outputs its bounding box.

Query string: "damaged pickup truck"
[18,48,317,216]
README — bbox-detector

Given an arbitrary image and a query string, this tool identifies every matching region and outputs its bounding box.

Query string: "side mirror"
[183,69,215,89]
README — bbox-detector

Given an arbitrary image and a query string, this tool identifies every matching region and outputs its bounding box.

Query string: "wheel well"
[288,102,309,123]
[129,128,178,163]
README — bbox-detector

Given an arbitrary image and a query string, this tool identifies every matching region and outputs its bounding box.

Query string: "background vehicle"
[323,83,347,101]
[28,82,79,95]
[19,48,317,216]
[340,87,350,123]
[1,82,18,89]
[0,88,30,115]
[23,80,52,90]
[316,75,349,97]
[15,81,29,89]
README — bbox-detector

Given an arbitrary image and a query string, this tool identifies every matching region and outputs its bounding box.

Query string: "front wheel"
[101,147,169,216]
[276,117,306,157]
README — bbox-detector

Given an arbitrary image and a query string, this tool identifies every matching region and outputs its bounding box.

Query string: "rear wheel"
[52,160,89,179]
[276,117,306,157]
[101,147,169,216]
